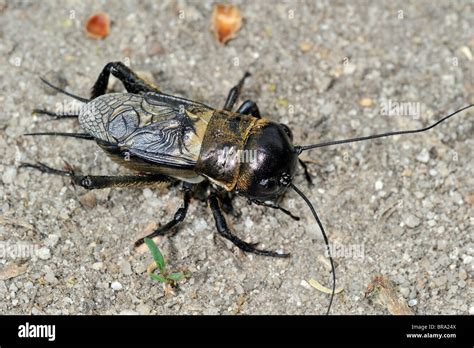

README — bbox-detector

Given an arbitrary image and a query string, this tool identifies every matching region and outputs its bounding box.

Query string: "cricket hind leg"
[223,72,251,111]
[134,183,194,247]
[90,61,160,99]
[19,162,173,190]
[208,192,289,258]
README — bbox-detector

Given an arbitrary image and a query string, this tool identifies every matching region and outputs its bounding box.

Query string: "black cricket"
[21,62,473,314]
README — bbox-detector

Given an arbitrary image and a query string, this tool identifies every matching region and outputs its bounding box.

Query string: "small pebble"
[46,234,60,247]
[44,271,57,283]
[400,287,410,297]
[359,97,373,107]
[119,260,132,276]
[405,214,421,228]
[111,281,123,291]
[37,247,51,260]
[462,255,472,264]
[92,262,103,271]
[299,42,312,52]
[408,299,418,307]
[375,180,383,191]
[143,188,154,199]
[300,280,312,290]
[416,149,430,163]
[79,192,97,208]
[2,167,17,185]
[434,275,447,287]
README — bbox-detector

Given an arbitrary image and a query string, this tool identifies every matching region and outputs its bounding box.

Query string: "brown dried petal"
[212,4,242,44]
[85,12,110,39]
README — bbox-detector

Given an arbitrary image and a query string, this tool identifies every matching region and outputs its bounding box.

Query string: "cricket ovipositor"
[21,61,473,314]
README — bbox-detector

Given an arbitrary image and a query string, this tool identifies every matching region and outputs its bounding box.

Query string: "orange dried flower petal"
[85,12,110,39]
[212,4,242,44]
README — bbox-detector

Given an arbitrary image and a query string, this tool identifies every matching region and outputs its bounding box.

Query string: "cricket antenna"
[295,104,473,153]
[291,183,336,315]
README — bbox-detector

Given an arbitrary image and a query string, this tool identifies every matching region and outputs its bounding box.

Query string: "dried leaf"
[211,4,242,44]
[308,278,344,294]
[0,263,27,280]
[365,275,413,315]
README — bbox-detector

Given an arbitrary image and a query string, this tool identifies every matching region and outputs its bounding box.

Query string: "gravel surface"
[0,0,472,315]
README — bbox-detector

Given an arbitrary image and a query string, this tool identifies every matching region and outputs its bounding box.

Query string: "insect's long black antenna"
[295,104,473,152]
[291,183,335,315]
[24,132,94,140]
[39,77,89,103]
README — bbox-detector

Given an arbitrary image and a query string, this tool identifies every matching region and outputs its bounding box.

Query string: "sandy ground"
[0,0,472,315]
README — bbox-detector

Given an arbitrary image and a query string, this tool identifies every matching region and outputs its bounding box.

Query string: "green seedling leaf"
[167,272,184,281]
[144,237,165,273]
[150,273,167,283]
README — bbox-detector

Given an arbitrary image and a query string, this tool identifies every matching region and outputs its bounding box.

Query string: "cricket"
[19,61,473,314]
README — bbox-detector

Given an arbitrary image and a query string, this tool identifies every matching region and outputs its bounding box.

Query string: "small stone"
[143,188,153,199]
[46,234,60,247]
[437,240,447,250]
[459,268,467,281]
[92,262,103,271]
[416,149,430,163]
[405,214,421,228]
[465,195,474,205]
[44,270,57,283]
[460,46,473,60]
[300,279,312,290]
[79,192,97,209]
[462,255,472,264]
[9,282,18,293]
[24,281,34,291]
[400,287,410,297]
[343,63,356,75]
[37,247,51,260]
[408,299,418,307]
[319,103,335,116]
[434,275,447,287]
[2,167,17,185]
[359,98,373,107]
[119,260,132,276]
[299,42,312,52]
[469,306,474,315]
[111,281,123,291]
[375,180,383,191]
